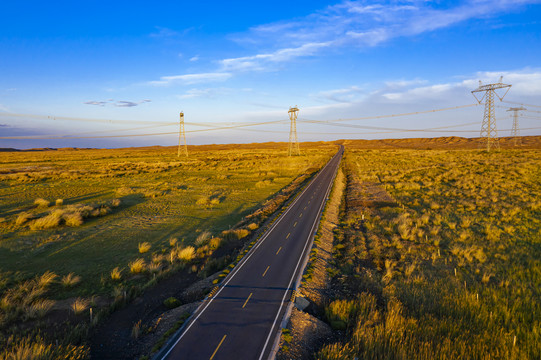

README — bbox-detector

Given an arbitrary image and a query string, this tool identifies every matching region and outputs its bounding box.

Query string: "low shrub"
[164,297,181,309]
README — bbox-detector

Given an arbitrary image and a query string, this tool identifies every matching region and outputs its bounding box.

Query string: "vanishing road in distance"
[158,145,343,360]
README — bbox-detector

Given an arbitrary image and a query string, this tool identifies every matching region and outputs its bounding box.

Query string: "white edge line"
[158,152,337,359]
[268,150,341,359]
[258,150,341,360]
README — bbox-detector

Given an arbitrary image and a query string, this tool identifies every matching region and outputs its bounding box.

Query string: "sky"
[1,0,541,148]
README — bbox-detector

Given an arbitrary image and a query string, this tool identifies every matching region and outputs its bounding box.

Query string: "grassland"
[0,143,336,357]
[318,148,540,359]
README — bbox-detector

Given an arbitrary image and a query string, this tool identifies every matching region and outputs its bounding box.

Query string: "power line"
[0,111,284,129]
[298,119,481,132]
[502,100,541,109]
[0,119,289,140]
[299,103,480,124]
[2,101,541,142]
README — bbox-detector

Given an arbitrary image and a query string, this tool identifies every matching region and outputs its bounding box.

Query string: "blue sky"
[1,0,541,148]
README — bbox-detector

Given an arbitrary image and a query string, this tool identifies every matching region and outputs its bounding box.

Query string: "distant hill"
[336,135,541,149]
[2,136,540,152]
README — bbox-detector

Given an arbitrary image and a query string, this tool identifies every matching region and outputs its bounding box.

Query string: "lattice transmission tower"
[471,76,511,151]
[178,111,188,157]
[507,106,526,146]
[288,106,300,156]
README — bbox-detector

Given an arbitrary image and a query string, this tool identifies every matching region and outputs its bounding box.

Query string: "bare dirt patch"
[277,308,333,360]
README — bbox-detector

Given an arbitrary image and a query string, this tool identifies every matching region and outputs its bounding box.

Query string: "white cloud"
[148,72,232,86]
[189,55,200,62]
[177,88,232,99]
[0,104,10,112]
[84,99,151,107]
[379,70,541,103]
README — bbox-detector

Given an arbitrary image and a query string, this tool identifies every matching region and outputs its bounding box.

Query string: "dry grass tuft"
[63,212,83,227]
[131,320,142,339]
[29,213,62,230]
[195,196,209,207]
[138,242,151,254]
[195,231,212,246]
[24,299,55,320]
[209,237,222,250]
[61,273,81,287]
[71,298,89,315]
[15,212,33,226]
[38,271,57,288]
[110,267,122,281]
[178,246,195,262]
[34,198,50,208]
[129,258,146,274]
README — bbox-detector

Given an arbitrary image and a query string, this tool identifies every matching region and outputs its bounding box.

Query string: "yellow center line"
[276,247,282,255]
[242,293,253,308]
[299,213,303,218]
[286,233,290,239]
[304,206,307,210]
[308,201,311,204]
[262,266,270,277]
[209,335,227,360]
[294,222,297,227]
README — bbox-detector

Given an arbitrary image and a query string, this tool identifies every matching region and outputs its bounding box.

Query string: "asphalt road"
[158,146,343,360]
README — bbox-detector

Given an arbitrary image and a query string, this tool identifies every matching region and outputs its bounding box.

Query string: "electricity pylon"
[471,76,511,151]
[288,106,300,156]
[178,111,188,157]
[507,107,526,146]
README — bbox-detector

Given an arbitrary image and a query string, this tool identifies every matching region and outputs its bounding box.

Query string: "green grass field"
[320,148,541,359]
[0,144,335,346]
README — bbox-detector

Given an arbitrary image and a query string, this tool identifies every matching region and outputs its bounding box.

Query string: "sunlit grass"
[320,148,541,359]
[0,143,336,355]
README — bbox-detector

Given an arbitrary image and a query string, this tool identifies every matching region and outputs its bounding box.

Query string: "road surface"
[158,146,343,360]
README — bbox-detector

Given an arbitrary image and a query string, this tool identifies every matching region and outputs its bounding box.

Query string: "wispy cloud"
[147,1,539,86]
[84,99,151,107]
[149,26,193,39]
[177,87,253,99]
[177,88,231,99]
[221,41,334,72]
[311,86,366,103]
[224,0,540,71]
[189,55,200,62]
[149,72,232,86]
[0,104,10,112]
